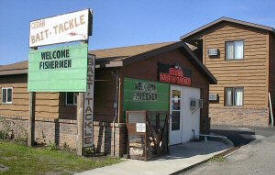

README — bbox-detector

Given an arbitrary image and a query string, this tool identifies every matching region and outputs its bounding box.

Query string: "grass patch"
[209,154,226,163]
[0,140,121,175]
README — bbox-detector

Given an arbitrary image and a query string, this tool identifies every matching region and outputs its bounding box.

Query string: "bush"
[0,130,9,140]
[83,146,96,156]
[48,142,59,151]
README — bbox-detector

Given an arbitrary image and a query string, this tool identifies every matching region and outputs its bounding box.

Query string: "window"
[66,92,77,105]
[226,40,244,60]
[225,87,244,106]
[171,90,181,130]
[2,87,13,104]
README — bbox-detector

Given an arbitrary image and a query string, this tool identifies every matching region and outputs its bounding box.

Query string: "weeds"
[210,155,226,162]
[48,142,59,151]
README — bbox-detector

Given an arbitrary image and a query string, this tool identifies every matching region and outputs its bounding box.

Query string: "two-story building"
[181,17,275,127]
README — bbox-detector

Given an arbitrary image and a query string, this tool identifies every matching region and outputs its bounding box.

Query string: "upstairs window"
[66,92,77,105]
[2,87,13,104]
[226,40,244,60]
[225,87,244,107]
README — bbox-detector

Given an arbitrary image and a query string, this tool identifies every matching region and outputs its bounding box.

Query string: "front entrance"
[169,85,201,145]
[169,86,182,145]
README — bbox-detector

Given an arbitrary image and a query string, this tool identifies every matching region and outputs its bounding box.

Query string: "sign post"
[77,92,85,155]
[27,91,36,146]
[28,9,93,155]
[83,55,95,148]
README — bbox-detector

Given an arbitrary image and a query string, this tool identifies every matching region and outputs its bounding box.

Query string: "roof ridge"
[1,60,28,66]
[220,16,275,31]
[181,16,275,40]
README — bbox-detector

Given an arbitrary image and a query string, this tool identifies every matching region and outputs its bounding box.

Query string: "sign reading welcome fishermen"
[29,9,92,47]
[28,43,88,92]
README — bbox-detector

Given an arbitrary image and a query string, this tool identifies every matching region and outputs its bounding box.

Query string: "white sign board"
[29,9,91,47]
[136,123,146,133]
[83,55,95,147]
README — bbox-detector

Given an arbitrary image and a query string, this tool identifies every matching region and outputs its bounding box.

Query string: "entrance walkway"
[77,140,233,175]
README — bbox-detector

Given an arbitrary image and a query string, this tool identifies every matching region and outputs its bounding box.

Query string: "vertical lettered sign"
[83,55,95,147]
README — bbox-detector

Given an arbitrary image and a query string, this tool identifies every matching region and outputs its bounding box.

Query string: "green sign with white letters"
[28,43,88,92]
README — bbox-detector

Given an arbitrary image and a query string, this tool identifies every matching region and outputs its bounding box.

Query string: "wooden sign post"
[83,55,95,148]
[77,92,85,155]
[27,9,94,156]
[77,54,95,155]
[27,92,36,146]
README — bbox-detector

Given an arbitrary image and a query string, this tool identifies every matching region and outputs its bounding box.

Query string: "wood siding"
[202,22,269,109]
[0,74,60,120]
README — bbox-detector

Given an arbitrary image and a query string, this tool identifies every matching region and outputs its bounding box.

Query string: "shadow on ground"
[210,125,275,147]
[211,129,255,147]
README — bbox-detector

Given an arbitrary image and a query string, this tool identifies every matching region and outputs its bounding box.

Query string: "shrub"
[0,130,9,140]
[48,142,59,151]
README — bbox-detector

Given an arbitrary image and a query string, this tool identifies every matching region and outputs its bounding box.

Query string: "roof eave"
[180,17,275,41]
[0,69,28,76]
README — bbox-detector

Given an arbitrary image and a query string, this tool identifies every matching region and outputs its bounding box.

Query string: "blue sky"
[0,0,274,65]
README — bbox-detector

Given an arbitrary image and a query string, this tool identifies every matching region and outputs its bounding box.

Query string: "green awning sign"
[28,43,88,92]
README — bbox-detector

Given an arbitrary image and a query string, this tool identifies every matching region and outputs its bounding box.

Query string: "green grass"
[210,154,226,163]
[0,141,121,175]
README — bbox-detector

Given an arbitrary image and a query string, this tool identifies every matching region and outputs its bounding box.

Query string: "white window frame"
[2,87,13,104]
[225,40,244,60]
[65,92,77,106]
[224,87,244,107]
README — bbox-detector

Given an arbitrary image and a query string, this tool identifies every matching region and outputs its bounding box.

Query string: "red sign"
[159,65,191,86]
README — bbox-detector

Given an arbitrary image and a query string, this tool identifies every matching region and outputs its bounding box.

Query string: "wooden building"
[181,17,275,127]
[0,41,215,156]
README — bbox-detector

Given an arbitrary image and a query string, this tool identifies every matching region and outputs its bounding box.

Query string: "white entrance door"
[181,86,200,143]
[169,85,183,145]
[169,85,201,145]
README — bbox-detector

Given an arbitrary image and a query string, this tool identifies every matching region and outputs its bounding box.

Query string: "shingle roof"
[0,61,28,76]
[180,16,275,41]
[89,41,176,60]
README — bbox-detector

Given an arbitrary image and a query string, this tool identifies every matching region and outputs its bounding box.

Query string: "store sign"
[123,78,170,121]
[83,55,95,147]
[28,43,88,92]
[133,81,158,101]
[158,63,192,86]
[29,9,92,47]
